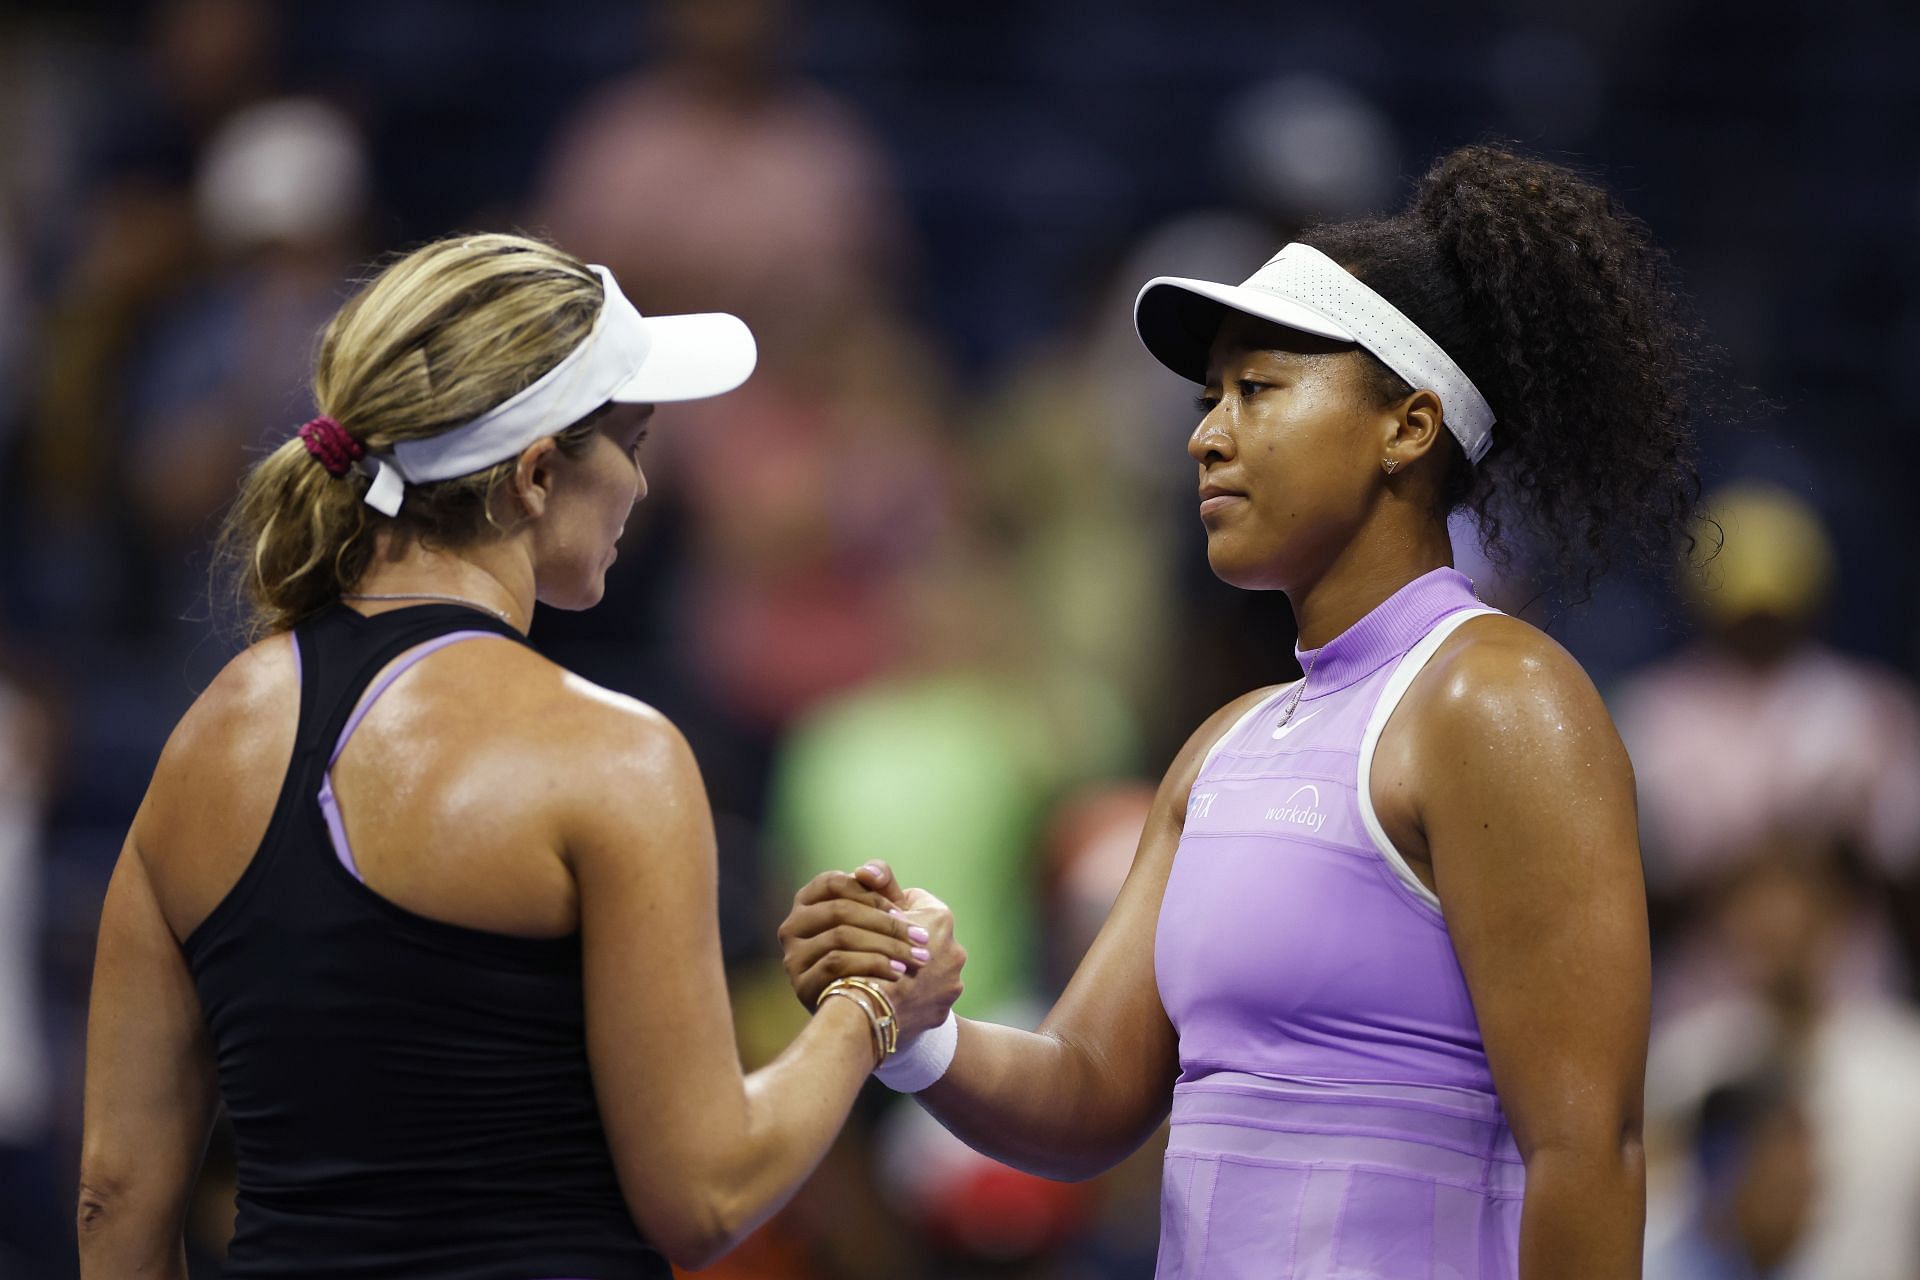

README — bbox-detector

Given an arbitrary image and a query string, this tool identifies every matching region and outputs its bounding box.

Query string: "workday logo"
[1263,784,1326,833]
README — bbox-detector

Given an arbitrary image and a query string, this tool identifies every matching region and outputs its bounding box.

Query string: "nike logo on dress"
[1271,710,1320,740]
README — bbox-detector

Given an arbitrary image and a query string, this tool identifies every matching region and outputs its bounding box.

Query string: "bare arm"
[78,837,218,1279]
[567,703,961,1268]
[783,688,1278,1180]
[1414,622,1649,1280]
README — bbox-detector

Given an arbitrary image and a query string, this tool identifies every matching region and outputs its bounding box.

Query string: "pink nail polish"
[890,959,908,973]
[888,909,906,920]
[908,925,930,943]
[911,947,931,963]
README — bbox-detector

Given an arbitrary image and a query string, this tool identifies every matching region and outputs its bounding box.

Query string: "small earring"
[1382,457,1400,475]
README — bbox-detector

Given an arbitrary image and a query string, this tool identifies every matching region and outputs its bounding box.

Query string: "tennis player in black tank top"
[78,234,964,1278]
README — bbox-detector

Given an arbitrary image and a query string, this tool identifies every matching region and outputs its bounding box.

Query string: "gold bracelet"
[817,983,886,1066]
[834,977,899,1057]
[817,975,894,1023]
[814,982,894,1051]
[820,977,896,1060]
[835,974,896,1023]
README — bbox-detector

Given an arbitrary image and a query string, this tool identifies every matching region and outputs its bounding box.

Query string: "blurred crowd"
[3,0,1919,1276]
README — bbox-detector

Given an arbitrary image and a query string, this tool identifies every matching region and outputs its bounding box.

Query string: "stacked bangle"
[834,977,899,1057]
[817,977,898,1065]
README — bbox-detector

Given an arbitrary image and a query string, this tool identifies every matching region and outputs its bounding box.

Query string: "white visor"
[1133,242,1495,464]
[362,264,756,515]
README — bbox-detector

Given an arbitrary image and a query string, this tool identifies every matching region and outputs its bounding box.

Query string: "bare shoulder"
[1408,612,1630,782]
[164,633,298,756]
[516,661,693,779]
[143,633,299,817]
[468,656,707,846]
[1419,612,1604,718]
[314,634,703,809]
[135,633,303,921]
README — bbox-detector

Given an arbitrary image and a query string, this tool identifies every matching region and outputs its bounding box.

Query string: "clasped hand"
[778,859,964,1042]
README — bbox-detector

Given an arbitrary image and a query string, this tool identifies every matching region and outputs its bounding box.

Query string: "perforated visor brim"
[611,311,758,404]
[1133,277,1358,386]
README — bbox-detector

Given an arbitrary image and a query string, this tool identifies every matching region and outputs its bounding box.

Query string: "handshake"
[776,859,967,1083]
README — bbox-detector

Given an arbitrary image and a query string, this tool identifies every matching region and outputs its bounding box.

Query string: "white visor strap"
[1245,244,1493,463]
[359,264,650,517]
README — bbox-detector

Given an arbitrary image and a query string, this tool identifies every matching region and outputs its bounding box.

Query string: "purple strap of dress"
[318,630,506,883]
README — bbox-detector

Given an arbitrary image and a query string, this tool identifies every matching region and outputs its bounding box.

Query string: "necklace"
[1278,649,1320,726]
[341,591,516,628]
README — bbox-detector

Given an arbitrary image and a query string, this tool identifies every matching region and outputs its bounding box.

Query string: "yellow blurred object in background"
[1691,481,1836,626]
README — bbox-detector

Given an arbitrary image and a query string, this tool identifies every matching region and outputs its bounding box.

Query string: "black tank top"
[182,604,669,1279]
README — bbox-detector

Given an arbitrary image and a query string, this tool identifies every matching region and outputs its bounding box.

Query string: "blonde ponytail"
[216,233,608,638]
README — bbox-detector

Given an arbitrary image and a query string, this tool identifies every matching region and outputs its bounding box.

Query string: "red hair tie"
[297,416,364,477]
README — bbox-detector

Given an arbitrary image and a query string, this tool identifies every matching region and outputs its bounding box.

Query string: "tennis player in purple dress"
[782,144,1707,1278]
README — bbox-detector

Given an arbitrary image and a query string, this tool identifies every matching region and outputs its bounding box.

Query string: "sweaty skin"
[783,317,1649,1280]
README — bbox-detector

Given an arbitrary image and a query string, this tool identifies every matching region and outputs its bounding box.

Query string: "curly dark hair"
[1301,144,1708,598]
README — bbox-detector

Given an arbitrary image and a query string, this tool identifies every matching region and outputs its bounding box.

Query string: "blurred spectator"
[26,179,199,630]
[534,0,952,750]
[1038,782,1156,989]
[1212,74,1399,228]
[1613,480,1920,993]
[660,308,959,732]
[536,0,910,365]
[129,0,280,174]
[0,670,59,1272]
[974,212,1272,732]
[1645,1073,1817,1280]
[22,0,282,635]
[122,95,369,591]
[875,1088,1094,1275]
[0,205,25,466]
[768,532,1139,1017]
[1645,855,1920,1280]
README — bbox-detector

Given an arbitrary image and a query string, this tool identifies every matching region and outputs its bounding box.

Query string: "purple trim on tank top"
[290,631,302,686]
[317,630,505,883]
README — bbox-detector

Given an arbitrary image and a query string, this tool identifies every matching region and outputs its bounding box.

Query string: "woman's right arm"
[562,698,961,1269]
[780,687,1276,1181]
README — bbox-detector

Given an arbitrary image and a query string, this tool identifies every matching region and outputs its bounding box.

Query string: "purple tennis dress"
[1154,567,1519,1279]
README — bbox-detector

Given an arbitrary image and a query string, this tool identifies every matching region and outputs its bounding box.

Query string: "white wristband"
[873,1010,958,1093]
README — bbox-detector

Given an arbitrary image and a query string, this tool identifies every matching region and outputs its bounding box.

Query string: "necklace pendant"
[1279,651,1318,726]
